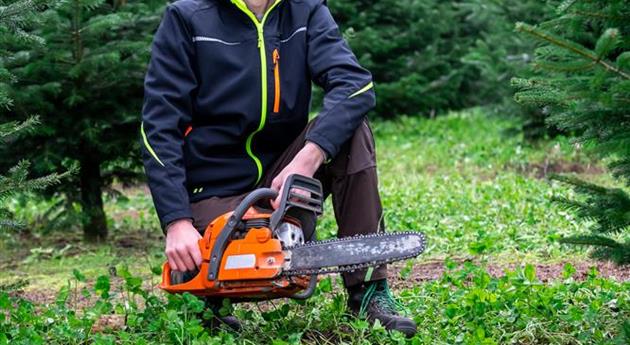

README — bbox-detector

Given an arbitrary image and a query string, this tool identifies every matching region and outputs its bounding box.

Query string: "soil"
[387,259,629,290]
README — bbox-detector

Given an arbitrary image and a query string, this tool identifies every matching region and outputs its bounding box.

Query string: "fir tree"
[512,0,630,264]
[0,0,163,241]
[329,0,549,118]
[329,0,474,117]
[0,0,68,232]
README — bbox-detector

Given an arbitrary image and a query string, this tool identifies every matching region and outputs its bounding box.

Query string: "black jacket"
[141,0,376,229]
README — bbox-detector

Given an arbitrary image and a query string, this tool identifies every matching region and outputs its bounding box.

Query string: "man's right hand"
[165,219,202,272]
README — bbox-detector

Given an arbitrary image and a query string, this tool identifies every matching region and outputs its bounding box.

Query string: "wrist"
[302,141,326,167]
[166,218,193,233]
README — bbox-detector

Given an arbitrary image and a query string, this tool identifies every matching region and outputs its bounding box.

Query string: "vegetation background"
[0,0,628,344]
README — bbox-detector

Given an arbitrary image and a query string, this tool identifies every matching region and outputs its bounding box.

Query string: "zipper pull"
[273,48,279,65]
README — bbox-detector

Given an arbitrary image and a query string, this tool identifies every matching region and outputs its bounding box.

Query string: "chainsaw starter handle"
[207,188,278,281]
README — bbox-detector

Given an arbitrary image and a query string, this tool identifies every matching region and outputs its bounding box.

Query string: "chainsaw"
[160,174,426,301]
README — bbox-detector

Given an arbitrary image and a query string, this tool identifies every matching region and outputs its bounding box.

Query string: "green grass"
[1,109,628,344]
[321,109,606,262]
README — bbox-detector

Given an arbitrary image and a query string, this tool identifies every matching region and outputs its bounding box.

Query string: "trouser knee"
[326,119,377,176]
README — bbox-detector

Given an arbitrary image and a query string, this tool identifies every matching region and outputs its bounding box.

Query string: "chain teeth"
[281,231,426,277]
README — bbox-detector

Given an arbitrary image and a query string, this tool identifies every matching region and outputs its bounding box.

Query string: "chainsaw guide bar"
[282,231,426,276]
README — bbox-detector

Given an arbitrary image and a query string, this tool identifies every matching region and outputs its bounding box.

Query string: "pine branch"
[609,158,630,185]
[571,10,624,21]
[560,236,629,264]
[0,159,74,233]
[0,116,40,140]
[534,59,595,73]
[551,174,610,195]
[560,235,630,265]
[590,241,630,265]
[515,22,630,80]
[559,234,622,248]
[0,0,36,26]
[515,1,630,265]
[556,0,578,13]
[551,174,630,235]
[0,164,74,198]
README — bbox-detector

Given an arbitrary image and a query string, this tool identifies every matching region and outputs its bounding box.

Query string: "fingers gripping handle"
[270,174,323,230]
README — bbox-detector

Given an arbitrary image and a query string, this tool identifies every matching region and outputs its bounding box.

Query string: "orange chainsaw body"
[160,175,323,300]
[159,208,311,299]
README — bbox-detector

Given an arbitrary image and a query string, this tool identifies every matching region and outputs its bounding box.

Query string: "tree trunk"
[79,153,108,242]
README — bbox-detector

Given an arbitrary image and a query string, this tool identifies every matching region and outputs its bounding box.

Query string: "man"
[141,0,417,337]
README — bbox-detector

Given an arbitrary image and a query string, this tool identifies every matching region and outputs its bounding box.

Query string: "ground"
[1,109,628,344]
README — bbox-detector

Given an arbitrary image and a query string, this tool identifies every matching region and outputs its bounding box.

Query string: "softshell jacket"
[141,0,376,229]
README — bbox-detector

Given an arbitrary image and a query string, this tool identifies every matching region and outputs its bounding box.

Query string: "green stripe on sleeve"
[349,81,374,99]
[141,122,165,167]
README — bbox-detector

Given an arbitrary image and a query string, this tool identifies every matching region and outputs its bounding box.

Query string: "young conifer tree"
[512,0,630,264]
[1,0,162,241]
[0,0,67,232]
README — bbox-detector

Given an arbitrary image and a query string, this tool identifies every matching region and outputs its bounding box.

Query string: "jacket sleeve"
[141,5,197,231]
[304,1,376,159]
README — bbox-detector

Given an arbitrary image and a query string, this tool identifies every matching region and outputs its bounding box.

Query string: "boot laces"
[358,280,403,317]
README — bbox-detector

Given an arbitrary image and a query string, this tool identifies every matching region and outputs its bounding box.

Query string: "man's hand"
[271,141,326,209]
[165,219,202,272]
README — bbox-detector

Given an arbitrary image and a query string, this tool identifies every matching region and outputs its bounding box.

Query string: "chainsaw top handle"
[269,174,323,230]
[206,174,323,281]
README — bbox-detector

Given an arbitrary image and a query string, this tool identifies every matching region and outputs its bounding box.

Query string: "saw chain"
[281,231,426,277]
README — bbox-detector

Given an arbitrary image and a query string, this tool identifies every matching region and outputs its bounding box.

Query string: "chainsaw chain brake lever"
[269,174,323,231]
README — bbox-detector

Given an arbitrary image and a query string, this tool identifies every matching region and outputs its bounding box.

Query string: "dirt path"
[387,259,629,290]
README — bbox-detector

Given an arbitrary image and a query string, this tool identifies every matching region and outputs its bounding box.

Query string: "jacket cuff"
[160,209,194,233]
[305,131,337,161]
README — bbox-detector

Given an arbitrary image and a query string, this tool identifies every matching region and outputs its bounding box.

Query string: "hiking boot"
[347,279,417,337]
[203,298,242,332]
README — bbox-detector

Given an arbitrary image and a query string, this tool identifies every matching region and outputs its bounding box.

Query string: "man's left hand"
[271,141,326,209]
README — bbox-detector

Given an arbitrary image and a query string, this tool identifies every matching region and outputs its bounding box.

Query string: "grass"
[1,109,628,344]
[322,109,608,263]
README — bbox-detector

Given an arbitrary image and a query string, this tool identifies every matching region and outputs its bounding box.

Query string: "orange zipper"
[272,48,280,113]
